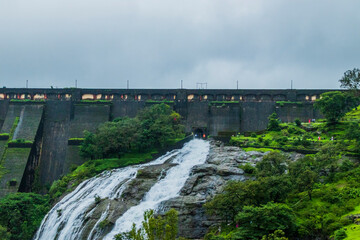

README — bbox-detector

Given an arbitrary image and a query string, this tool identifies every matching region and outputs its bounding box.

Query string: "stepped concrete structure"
[0,88,333,197]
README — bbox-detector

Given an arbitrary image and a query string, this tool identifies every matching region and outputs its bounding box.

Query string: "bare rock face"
[158,141,260,239]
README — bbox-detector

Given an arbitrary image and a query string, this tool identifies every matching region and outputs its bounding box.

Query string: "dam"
[0,88,330,197]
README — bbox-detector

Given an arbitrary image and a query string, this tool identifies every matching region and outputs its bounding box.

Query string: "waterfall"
[104,139,209,239]
[34,139,209,240]
[12,107,25,139]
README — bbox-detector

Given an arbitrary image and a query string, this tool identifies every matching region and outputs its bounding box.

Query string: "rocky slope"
[159,141,303,238]
[50,140,302,239]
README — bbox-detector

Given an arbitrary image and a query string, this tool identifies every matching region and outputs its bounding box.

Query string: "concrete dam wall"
[0,88,328,196]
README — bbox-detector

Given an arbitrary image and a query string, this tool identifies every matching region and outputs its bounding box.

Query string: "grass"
[0,117,20,179]
[276,101,304,106]
[8,139,33,144]
[165,136,186,145]
[78,151,157,173]
[10,99,45,103]
[344,105,360,121]
[49,150,158,202]
[242,147,280,153]
[344,224,360,239]
[0,165,7,180]
[230,120,359,154]
[346,205,360,216]
[68,138,85,141]
[146,100,174,104]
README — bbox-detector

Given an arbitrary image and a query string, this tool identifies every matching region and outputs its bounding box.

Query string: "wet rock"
[216,166,244,176]
[160,140,262,239]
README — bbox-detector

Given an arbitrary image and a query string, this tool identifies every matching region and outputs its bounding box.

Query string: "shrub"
[301,133,313,147]
[281,129,289,136]
[340,159,354,172]
[275,136,288,146]
[264,139,271,146]
[94,194,101,204]
[294,118,302,127]
[114,209,178,240]
[240,163,256,174]
[334,228,347,240]
[268,113,281,131]
[234,202,297,239]
[0,193,50,240]
[99,219,111,229]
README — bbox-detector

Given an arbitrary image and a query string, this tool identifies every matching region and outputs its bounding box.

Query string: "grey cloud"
[0,0,359,89]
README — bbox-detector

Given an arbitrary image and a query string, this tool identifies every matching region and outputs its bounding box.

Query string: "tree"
[314,91,358,124]
[262,230,288,240]
[256,152,287,177]
[288,156,318,199]
[339,68,360,92]
[260,176,292,203]
[0,193,50,240]
[80,104,184,159]
[80,131,101,159]
[294,118,301,127]
[345,122,360,141]
[296,169,318,200]
[137,104,183,149]
[0,225,11,240]
[204,176,291,222]
[267,113,281,131]
[115,209,178,240]
[233,202,297,240]
[204,180,263,222]
[314,143,342,177]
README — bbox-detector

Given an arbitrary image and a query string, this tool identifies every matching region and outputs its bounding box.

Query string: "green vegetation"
[79,99,112,103]
[267,112,281,131]
[0,103,185,240]
[276,101,303,107]
[0,117,20,179]
[211,86,360,239]
[0,133,9,139]
[204,144,360,239]
[242,147,280,153]
[261,230,288,240]
[230,109,360,155]
[10,99,45,103]
[68,138,85,141]
[8,139,33,144]
[0,193,50,240]
[49,151,157,201]
[314,91,358,124]
[50,104,184,201]
[339,68,360,91]
[9,117,20,141]
[146,100,174,104]
[80,103,184,159]
[114,209,178,240]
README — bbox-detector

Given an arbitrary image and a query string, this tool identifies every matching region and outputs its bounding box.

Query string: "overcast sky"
[0,0,359,89]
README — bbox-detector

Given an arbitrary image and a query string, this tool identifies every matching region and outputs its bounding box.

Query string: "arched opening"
[193,128,206,139]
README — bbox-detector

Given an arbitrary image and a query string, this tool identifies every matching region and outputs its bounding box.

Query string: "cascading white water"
[34,139,209,240]
[104,139,209,239]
